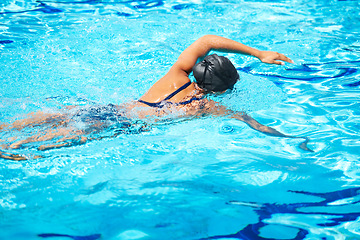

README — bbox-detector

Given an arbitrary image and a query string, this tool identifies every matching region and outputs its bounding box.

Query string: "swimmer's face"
[216,77,239,94]
[210,88,233,96]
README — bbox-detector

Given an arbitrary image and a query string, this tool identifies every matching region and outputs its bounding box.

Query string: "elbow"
[201,34,218,38]
[195,35,210,46]
[196,35,218,53]
[198,34,217,43]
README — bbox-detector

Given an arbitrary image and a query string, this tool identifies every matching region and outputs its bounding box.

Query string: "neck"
[193,83,206,94]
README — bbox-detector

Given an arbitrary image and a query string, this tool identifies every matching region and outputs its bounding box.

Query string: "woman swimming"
[0,35,312,161]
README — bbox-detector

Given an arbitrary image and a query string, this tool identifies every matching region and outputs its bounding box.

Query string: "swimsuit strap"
[178,96,204,105]
[138,81,192,108]
[163,81,192,101]
[138,99,162,108]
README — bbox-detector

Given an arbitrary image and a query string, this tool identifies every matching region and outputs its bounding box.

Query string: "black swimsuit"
[72,104,125,123]
[71,104,148,134]
[138,81,203,108]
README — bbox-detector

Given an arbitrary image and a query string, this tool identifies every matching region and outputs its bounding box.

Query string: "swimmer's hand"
[257,51,294,65]
[299,137,314,152]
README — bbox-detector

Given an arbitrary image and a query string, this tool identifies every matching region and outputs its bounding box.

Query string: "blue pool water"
[1,0,360,239]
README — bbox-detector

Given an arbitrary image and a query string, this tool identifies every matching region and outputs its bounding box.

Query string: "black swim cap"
[192,54,239,92]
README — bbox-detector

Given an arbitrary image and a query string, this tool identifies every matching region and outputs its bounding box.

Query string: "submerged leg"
[0,151,27,161]
[1,128,86,161]
[5,111,66,131]
[0,151,42,161]
[38,135,88,151]
[0,123,6,131]
[9,128,75,149]
[0,128,88,161]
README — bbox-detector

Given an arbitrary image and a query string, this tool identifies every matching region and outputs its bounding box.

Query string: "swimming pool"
[1,0,360,239]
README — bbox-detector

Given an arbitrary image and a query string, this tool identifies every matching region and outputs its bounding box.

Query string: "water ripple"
[0,2,64,14]
[1,0,360,239]
[237,60,360,87]
[202,187,360,240]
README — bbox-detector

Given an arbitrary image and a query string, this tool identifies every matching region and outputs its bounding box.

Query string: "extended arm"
[173,35,294,74]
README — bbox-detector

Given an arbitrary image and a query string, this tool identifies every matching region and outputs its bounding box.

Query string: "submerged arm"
[235,112,313,152]
[208,103,313,152]
[233,112,291,138]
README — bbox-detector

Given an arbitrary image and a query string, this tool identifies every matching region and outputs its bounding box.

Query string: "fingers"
[272,60,285,65]
[277,53,294,64]
[260,51,294,65]
[269,56,293,65]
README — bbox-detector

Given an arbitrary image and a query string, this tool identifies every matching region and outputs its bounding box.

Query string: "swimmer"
[0,35,312,161]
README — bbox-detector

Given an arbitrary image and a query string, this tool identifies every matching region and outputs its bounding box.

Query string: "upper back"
[138,65,195,104]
